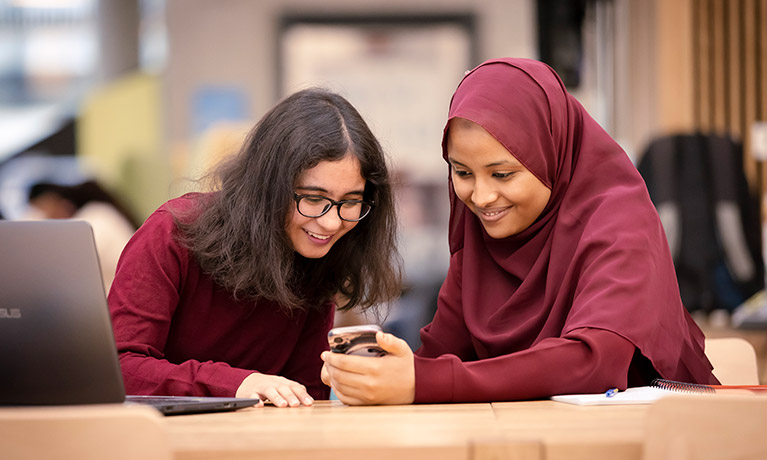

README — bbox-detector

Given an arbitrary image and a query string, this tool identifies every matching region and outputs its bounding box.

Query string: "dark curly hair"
[174,88,402,312]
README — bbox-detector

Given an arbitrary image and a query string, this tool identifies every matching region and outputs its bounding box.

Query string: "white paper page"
[551,386,672,405]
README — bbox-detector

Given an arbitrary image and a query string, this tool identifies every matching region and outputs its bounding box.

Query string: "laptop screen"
[0,220,126,405]
[0,219,260,415]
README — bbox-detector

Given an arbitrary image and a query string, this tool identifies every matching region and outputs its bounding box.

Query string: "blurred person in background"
[108,88,402,407]
[321,58,718,405]
[27,180,138,291]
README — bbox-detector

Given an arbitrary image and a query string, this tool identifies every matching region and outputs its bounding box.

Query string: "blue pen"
[605,388,619,397]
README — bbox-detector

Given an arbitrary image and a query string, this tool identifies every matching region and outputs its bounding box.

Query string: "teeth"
[307,231,331,240]
[482,210,502,216]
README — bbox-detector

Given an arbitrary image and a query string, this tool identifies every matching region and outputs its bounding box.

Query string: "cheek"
[452,179,473,205]
[286,209,307,235]
[337,220,359,239]
[286,209,299,230]
[520,179,551,216]
[536,189,552,213]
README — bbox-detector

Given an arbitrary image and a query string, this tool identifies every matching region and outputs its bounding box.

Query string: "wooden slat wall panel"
[741,0,763,189]
[696,0,712,131]
[761,0,767,122]
[712,0,728,133]
[691,0,767,194]
[657,0,696,132]
[728,0,741,136]
[760,0,767,200]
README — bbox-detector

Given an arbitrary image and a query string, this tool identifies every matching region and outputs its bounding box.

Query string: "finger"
[376,331,411,357]
[275,385,303,407]
[331,385,369,406]
[262,387,289,408]
[326,366,372,402]
[328,366,369,391]
[242,394,265,408]
[321,363,331,386]
[321,351,352,371]
[323,351,384,375]
[288,383,314,406]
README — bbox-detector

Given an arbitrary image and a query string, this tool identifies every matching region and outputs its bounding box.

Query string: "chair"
[704,337,760,384]
[642,395,767,460]
[0,404,171,460]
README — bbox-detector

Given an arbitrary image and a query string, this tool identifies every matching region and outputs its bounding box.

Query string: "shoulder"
[132,194,212,249]
[118,199,199,276]
[449,248,464,265]
[158,192,211,216]
[142,192,212,228]
[446,248,464,282]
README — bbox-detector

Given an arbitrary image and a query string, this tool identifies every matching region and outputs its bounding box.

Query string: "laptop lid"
[0,220,259,414]
[0,220,125,405]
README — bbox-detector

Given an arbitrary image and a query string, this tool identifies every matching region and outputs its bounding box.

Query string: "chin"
[481,224,516,239]
[485,230,509,239]
[296,246,332,259]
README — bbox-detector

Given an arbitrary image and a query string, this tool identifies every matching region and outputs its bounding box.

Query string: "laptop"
[0,219,259,415]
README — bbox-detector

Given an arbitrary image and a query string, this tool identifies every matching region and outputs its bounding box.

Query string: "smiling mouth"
[482,209,504,216]
[305,230,331,241]
[476,206,510,222]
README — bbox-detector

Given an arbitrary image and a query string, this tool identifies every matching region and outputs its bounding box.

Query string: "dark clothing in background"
[638,133,764,313]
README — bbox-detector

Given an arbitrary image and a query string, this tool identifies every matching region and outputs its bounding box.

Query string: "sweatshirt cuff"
[413,355,455,403]
[203,366,255,397]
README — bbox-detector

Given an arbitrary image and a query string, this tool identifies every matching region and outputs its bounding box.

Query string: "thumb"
[376,331,412,357]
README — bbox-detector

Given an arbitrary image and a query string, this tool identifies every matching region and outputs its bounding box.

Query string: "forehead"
[296,154,365,192]
[447,119,522,167]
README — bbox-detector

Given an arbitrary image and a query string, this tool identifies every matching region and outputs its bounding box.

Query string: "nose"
[315,208,344,231]
[471,178,499,207]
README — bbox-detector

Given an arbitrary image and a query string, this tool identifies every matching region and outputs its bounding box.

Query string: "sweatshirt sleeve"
[281,303,334,400]
[413,327,636,403]
[108,209,252,397]
[415,251,476,360]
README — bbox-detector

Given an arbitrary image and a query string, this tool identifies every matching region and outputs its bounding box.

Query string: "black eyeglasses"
[293,193,374,222]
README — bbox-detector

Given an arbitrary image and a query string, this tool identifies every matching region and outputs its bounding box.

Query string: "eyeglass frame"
[292,192,374,222]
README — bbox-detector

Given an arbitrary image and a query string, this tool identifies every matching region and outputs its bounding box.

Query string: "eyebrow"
[449,158,520,168]
[296,185,365,196]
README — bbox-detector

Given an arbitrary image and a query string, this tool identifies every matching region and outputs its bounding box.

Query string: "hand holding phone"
[327,324,387,357]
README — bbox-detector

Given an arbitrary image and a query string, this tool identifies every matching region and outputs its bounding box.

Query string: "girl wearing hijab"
[109,88,401,407]
[321,58,718,405]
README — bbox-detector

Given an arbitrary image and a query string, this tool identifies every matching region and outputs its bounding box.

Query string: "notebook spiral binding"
[651,378,716,394]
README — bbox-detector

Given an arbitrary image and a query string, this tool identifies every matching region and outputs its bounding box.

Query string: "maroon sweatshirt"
[108,195,333,399]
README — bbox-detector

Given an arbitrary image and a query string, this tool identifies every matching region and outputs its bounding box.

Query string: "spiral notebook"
[552,379,767,406]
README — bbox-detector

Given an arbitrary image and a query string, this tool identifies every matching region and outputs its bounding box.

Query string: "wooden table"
[163,400,649,460]
[491,401,648,460]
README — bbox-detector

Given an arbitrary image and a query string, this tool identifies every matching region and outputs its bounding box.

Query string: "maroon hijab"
[442,58,714,382]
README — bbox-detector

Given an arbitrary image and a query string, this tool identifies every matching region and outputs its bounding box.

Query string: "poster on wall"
[280,18,473,182]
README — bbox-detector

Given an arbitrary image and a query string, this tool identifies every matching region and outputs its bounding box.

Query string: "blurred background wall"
[1,0,766,350]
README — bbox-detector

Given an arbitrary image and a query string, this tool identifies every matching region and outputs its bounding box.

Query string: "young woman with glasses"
[108,88,402,408]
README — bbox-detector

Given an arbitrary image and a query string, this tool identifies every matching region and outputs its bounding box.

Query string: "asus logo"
[0,308,21,319]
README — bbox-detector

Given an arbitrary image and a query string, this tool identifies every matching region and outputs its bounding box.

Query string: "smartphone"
[327,324,387,357]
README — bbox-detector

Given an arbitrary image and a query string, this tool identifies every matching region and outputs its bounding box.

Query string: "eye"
[492,172,513,179]
[339,200,362,209]
[303,195,328,204]
[452,168,471,178]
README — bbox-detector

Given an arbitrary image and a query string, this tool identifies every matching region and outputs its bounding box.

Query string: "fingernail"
[290,398,299,406]
[304,397,314,405]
